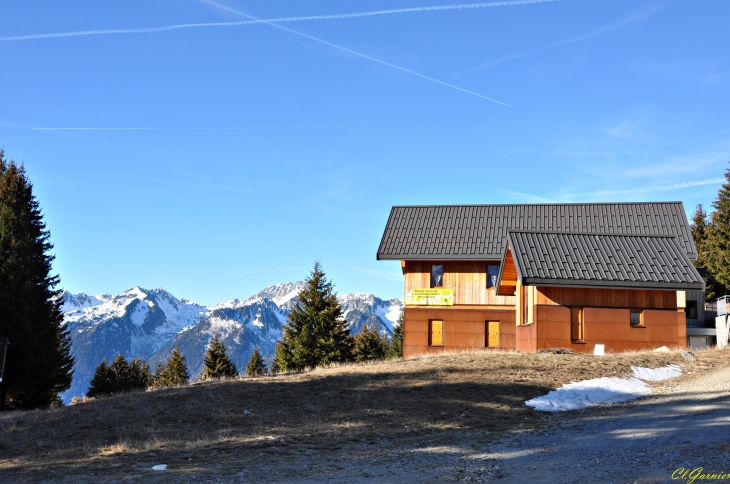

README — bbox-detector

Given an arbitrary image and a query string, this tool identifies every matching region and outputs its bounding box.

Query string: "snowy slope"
[61,287,210,402]
[62,283,402,402]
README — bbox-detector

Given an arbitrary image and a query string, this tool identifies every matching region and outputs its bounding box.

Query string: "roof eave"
[522,278,705,291]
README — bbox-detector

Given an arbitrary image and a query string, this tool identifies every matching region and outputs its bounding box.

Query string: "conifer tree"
[202,334,238,379]
[86,359,114,398]
[245,347,267,377]
[691,204,727,300]
[158,348,189,387]
[706,164,730,292]
[274,261,354,371]
[387,309,404,359]
[151,361,167,388]
[130,356,153,389]
[109,354,132,392]
[353,325,388,362]
[0,151,74,408]
[269,355,281,375]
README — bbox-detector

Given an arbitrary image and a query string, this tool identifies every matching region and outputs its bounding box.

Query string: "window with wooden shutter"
[429,320,443,346]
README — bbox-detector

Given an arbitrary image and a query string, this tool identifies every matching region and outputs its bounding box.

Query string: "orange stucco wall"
[515,305,686,353]
[403,307,515,358]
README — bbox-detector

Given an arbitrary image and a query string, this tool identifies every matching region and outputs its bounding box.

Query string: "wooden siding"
[403,307,516,358]
[498,249,518,296]
[404,261,516,306]
[536,287,677,309]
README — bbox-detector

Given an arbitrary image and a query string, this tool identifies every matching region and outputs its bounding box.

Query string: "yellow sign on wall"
[405,288,454,306]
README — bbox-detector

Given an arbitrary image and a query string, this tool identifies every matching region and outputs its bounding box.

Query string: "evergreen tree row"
[87,355,152,398]
[85,262,405,395]
[691,162,730,300]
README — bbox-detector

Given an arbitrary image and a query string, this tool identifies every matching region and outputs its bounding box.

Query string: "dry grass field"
[2,347,729,482]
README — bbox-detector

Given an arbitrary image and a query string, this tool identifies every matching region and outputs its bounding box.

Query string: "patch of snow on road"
[526,365,683,412]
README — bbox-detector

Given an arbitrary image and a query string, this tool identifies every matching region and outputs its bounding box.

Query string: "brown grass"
[2,347,729,481]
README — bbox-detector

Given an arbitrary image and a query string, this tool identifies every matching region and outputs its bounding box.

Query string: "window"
[431,264,444,288]
[686,300,698,320]
[630,310,643,326]
[487,264,500,288]
[429,320,443,346]
[571,307,584,342]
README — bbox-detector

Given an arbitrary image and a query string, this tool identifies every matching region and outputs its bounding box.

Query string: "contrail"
[475,2,668,70]
[0,0,560,41]
[571,178,725,197]
[199,0,510,106]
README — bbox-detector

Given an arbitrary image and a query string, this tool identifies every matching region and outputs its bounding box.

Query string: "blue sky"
[1,0,728,305]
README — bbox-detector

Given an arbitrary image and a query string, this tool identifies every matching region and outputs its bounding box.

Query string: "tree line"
[86,265,405,397]
[690,163,730,300]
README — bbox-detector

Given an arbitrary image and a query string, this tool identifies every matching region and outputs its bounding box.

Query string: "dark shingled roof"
[499,231,704,291]
[376,202,697,261]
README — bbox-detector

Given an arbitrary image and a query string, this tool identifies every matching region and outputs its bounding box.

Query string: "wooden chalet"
[376,203,705,356]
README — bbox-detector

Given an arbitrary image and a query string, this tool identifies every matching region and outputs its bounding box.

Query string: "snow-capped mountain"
[61,283,402,402]
[61,287,211,402]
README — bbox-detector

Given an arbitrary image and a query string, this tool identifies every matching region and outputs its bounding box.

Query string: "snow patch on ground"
[632,364,682,381]
[526,364,683,412]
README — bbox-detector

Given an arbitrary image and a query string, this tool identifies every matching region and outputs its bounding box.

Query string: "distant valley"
[60,283,402,403]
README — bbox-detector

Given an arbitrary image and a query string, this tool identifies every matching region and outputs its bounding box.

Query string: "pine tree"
[130,356,153,389]
[706,163,730,292]
[353,325,388,362]
[274,261,354,371]
[158,348,189,387]
[151,361,167,388]
[202,334,238,379]
[245,348,267,377]
[269,355,281,375]
[691,204,727,301]
[0,151,74,408]
[86,359,114,398]
[109,354,132,392]
[387,309,404,359]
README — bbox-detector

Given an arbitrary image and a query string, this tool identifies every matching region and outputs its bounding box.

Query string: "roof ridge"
[390,202,684,208]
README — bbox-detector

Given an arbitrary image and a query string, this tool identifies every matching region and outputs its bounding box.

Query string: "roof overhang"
[518,278,705,291]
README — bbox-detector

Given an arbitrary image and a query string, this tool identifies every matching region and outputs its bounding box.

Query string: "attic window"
[431,265,444,288]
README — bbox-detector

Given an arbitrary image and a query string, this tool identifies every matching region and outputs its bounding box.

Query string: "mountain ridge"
[60,283,402,402]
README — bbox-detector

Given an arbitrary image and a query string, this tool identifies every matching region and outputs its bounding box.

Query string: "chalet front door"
[486,321,500,347]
